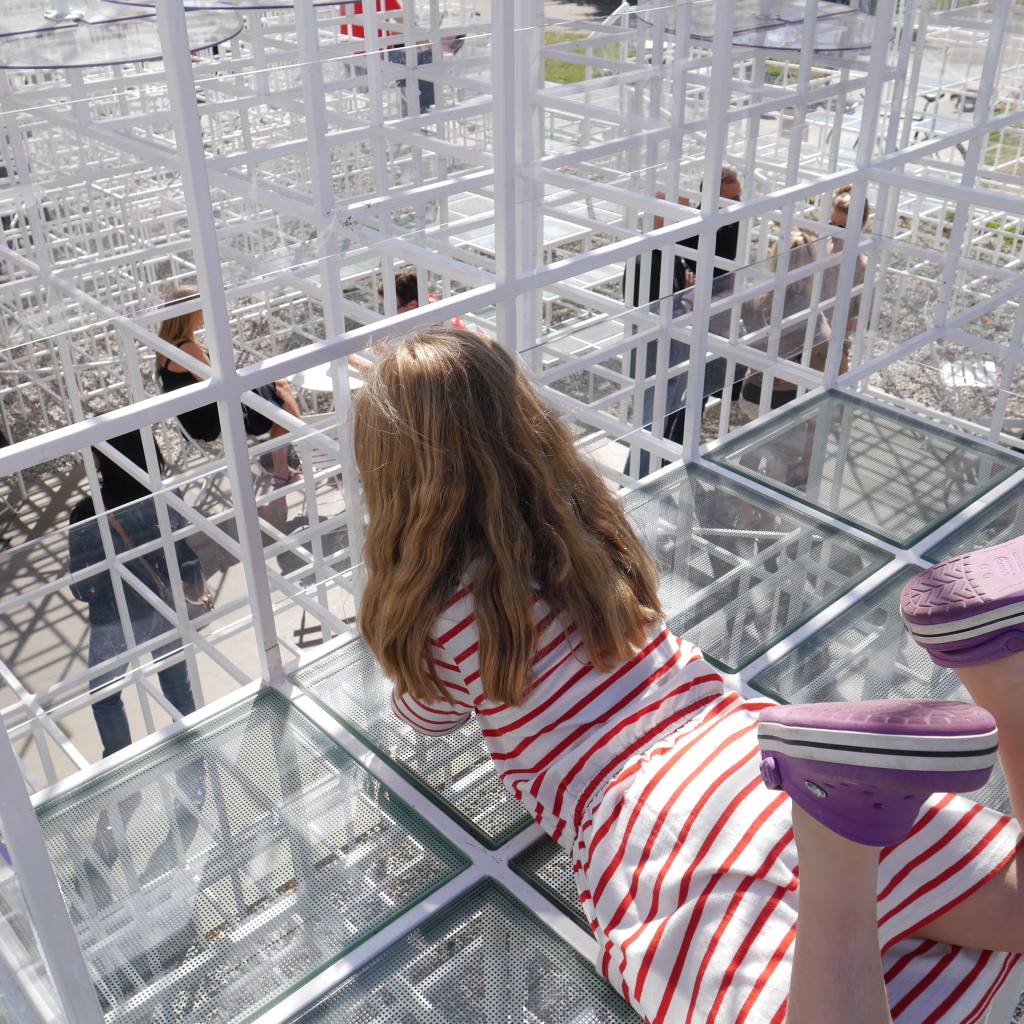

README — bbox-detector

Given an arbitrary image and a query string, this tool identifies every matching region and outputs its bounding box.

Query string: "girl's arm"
[391,635,473,735]
[392,689,470,734]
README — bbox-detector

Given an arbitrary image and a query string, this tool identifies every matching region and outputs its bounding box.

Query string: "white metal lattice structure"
[2,0,1024,1020]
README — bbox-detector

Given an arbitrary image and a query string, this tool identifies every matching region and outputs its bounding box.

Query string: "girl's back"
[393,573,723,846]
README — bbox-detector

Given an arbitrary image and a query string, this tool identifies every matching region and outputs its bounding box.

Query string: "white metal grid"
[1,0,1024,1019]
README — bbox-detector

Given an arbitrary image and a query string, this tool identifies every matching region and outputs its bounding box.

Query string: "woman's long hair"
[758,226,819,315]
[354,328,663,707]
[156,285,200,350]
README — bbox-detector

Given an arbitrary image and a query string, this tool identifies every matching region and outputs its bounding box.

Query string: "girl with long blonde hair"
[354,327,1024,1024]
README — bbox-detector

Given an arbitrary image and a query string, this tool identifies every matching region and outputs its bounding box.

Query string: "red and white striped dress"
[393,581,1023,1024]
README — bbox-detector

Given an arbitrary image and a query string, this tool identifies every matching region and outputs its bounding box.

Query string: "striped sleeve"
[392,690,471,734]
[390,634,473,735]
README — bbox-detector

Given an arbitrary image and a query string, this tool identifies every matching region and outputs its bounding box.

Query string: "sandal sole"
[758,700,997,846]
[900,538,1024,666]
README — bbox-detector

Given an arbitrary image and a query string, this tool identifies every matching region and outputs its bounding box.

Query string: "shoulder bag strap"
[106,513,169,596]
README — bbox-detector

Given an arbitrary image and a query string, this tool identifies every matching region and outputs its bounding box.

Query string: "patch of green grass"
[985,128,1024,173]
[545,31,590,85]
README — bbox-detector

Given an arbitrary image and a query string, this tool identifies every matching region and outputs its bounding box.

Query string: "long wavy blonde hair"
[156,285,201,368]
[757,226,819,316]
[353,328,663,707]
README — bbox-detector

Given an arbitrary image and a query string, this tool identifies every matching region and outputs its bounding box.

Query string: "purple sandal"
[900,537,1024,667]
[758,700,997,846]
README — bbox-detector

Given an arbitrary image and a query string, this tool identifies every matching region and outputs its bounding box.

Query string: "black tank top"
[158,339,222,442]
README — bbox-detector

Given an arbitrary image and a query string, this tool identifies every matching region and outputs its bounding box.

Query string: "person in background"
[378,270,468,329]
[155,286,303,485]
[69,430,201,758]
[624,167,746,477]
[738,226,832,420]
[820,184,872,373]
[339,1,464,115]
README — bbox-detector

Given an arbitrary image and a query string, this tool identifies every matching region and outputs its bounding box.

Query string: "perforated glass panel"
[291,881,641,1024]
[924,485,1024,563]
[747,568,1010,814]
[509,835,589,929]
[706,394,1022,547]
[292,640,531,849]
[0,855,61,1022]
[622,464,889,671]
[36,689,468,1024]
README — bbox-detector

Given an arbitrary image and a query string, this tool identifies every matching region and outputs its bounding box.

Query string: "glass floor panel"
[706,393,1023,547]
[37,689,468,1024]
[291,640,532,849]
[924,484,1024,563]
[623,463,890,671]
[510,835,589,929]
[747,567,1010,814]
[291,880,641,1024]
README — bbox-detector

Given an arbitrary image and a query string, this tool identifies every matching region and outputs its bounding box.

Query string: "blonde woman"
[738,226,833,420]
[156,286,303,484]
[821,184,872,369]
[353,327,1023,1024]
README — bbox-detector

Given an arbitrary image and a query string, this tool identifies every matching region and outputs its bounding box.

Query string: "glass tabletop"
[686,0,853,37]
[103,0,342,11]
[686,0,876,51]
[0,0,149,37]
[0,9,242,67]
[730,11,879,52]
[706,393,1023,548]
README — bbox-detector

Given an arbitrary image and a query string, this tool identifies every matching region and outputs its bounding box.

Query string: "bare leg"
[910,651,1024,952]
[269,380,303,481]
[953,650,1024,826]
[787,803,892,1024]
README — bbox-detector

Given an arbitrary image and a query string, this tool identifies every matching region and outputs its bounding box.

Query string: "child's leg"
[758,697,1012,1016]
[787,802,892,1024]
[896,548,1024,952]
[953,652,1024,824]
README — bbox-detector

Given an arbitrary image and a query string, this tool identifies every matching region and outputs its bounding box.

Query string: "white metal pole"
[679,0,736,461]
[821,0,898,388]
[155,0,286,685]
[0,724,104,1024]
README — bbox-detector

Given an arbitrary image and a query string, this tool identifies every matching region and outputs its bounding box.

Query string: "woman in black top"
[156,286,303,484]
[69,431,202,757]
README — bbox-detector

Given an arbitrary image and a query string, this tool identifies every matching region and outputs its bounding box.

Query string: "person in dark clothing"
[624,167,746,477]
[678,165,747,413]
[679,166,742,285]
[155,286,303,484]
[68,430,202,758]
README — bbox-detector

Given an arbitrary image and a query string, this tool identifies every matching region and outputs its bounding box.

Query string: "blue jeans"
[387,45,435,113]
[625,336,691,478]
[89,615,196,758]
